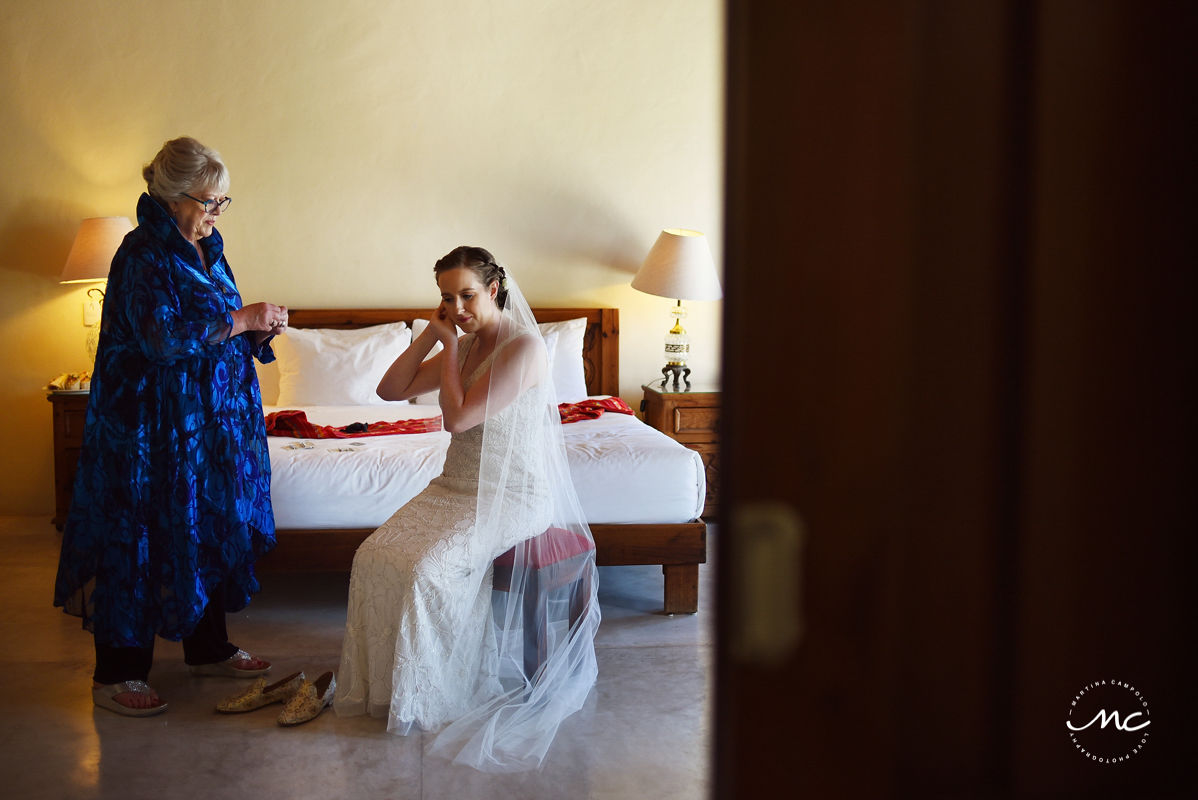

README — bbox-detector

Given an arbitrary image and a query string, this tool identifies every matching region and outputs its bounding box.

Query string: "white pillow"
[537,317,589,403]
[272,322,412,406]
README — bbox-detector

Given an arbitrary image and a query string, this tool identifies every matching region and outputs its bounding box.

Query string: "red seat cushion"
[494,526,595,570]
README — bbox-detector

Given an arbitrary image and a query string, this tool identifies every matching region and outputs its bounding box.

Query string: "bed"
[257,307,708,614]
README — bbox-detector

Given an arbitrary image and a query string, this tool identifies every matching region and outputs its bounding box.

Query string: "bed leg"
[662,564,699,614]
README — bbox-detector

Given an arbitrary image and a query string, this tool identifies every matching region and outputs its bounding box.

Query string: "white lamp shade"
[59,216,133,283]
[631,228,723,301]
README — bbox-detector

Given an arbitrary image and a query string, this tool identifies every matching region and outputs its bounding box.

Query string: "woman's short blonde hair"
[142,136,229,202]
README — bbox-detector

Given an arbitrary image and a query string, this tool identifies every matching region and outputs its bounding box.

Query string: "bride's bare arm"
[376,320,445,401]
[439,333,544,433]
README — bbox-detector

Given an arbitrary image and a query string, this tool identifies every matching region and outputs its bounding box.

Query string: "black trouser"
[93,595,239,684]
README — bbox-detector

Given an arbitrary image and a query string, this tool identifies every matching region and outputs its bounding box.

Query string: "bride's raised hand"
[427,303,459,345]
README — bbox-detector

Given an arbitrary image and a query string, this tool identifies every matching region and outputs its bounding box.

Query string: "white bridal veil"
[430,273,601,771]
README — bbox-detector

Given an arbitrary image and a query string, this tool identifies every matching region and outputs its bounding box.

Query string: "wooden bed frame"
[259,307,707,614]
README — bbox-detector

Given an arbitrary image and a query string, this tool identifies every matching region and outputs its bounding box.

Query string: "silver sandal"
[188,648,272,678]
[92,680,168,717]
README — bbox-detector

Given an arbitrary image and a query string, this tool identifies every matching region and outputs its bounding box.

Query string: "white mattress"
[265,403,706,529]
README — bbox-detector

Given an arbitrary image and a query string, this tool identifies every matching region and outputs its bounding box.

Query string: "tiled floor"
[0,516,713,799]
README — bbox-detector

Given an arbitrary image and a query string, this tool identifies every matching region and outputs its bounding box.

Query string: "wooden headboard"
[287,308,620,398]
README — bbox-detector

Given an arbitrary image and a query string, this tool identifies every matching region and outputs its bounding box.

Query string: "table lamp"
[60,217,131,285]
[631,228,723,388]
[59,216,133,360]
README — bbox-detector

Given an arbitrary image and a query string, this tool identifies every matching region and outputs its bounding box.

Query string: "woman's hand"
[231,302,288,338]
[377,308,449,401]
[426,303,458,345]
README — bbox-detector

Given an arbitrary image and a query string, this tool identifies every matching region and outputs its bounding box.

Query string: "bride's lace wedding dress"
[334,334,552,733]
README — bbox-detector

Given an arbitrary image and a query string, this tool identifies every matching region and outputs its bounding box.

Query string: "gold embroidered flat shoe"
[216,671,305,713]
[277,671,336,727]
[189,648,271,677]
[92,680,168,717]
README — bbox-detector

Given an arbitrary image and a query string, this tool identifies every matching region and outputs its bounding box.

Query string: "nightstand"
[47,392,89,531]
[641,382,720,518]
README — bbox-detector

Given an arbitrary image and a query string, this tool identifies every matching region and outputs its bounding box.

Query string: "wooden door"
[716,1,1196,796]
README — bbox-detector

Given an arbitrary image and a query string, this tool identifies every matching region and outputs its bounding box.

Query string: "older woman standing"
[54,136,288,716]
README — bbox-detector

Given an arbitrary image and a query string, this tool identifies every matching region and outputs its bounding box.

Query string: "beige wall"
[0,1,723,515]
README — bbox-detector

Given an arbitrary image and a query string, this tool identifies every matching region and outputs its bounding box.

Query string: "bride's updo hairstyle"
[434,246,508,310]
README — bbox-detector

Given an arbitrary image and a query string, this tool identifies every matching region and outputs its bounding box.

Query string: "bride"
[333,246,600,771]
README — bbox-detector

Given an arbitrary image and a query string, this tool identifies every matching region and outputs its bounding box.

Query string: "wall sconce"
[631,228,723,388]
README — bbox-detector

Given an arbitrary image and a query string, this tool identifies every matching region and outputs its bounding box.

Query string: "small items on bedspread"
[265,398,635,439]
[265,409,443,438]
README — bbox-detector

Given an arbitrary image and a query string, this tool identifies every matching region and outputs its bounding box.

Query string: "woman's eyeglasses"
[181,193,232,213]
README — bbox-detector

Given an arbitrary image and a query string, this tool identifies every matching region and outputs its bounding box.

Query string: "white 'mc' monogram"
[1066,709,1151,732]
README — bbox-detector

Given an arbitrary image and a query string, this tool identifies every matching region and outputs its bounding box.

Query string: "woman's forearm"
[437,340,463,406]
[228,307,249,338]
[437,340,472,430]
[377,329,439,400]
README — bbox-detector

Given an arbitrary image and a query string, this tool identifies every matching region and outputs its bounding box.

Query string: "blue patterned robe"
[54,193,277,648]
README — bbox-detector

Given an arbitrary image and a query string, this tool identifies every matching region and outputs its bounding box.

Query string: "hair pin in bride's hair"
[488,262,509,290]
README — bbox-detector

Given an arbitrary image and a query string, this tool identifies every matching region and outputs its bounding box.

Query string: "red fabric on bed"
[265,409,443,438]
[266,396,632,438]
[557,396,635,423]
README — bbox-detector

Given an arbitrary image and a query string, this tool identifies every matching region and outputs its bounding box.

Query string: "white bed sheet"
[264,403,706,530]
